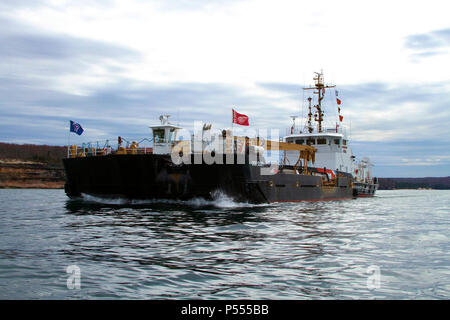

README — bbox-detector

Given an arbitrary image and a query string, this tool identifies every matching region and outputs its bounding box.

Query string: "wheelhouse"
[149,115,182,155]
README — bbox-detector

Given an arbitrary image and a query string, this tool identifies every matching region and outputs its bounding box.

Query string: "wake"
[79,190,268,209]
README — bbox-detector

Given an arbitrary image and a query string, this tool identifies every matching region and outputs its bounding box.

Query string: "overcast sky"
[0,0,449,177]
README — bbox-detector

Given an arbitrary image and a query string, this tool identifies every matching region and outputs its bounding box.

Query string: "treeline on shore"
[0,142,66,167]
[378,177,450,190]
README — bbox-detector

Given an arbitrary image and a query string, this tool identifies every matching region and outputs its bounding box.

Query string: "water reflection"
[2,189,447,299]
[60,196,346,299]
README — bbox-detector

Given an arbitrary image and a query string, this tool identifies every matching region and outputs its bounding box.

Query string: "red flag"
[336,98,341,105]
[339,115,343,122]
[232,109,249,126]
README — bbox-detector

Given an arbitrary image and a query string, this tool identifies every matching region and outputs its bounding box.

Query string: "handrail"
[287,126,347,136]
[66,137,154,158]
[66,135,316,162]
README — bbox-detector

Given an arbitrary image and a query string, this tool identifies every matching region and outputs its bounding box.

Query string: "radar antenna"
[159,115,171,125]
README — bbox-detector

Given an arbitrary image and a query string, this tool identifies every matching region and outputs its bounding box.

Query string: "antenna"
[290,116,297,134]
[303,71,335,133]
[307,97,313,133]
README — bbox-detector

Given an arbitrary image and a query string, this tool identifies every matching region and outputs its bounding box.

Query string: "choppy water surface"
[0,189,449,299]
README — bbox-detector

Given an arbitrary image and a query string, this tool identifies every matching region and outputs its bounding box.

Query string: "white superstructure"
[283,131,354,174]
[281,71,372,183]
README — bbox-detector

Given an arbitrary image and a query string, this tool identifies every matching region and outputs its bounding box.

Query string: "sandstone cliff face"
[0,159,65,189]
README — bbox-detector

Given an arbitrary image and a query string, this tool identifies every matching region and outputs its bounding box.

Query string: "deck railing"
[67,138,154,158]
[286,126,348,136]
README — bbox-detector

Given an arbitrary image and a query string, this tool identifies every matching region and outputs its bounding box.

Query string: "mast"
[303,71,335,133]
[307,97,313,133]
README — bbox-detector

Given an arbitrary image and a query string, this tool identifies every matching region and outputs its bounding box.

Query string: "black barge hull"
[63,154,354,203]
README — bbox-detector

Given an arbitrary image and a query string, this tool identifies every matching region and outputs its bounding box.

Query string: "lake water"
[0,189,448,299]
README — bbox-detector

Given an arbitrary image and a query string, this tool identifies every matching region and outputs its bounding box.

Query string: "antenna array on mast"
[303,71,335,133]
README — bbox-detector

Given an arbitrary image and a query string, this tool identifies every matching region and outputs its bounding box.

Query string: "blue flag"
[70,120,84,135]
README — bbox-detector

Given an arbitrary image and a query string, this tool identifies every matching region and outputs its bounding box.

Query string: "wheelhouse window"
[317,138,327,145]
[168,128,176,142]
[296,139,304,145]
[334,139,340,145]
[306,139,315,145]
[343,139,347,146]
[153,129,165,143]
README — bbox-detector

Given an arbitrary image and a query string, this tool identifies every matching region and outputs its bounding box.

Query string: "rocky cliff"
[0,159,65,188]
[0,142,66,188]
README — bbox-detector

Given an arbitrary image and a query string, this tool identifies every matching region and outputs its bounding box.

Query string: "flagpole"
[231,109,234,137]
[67,121,70,158]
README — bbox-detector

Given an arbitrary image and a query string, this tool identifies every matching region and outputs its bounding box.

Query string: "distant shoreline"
[0,182,64,189]
[377,177,450,190]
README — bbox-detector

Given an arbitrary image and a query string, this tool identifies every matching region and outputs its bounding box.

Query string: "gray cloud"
[404,28,450,61]
[260,80,450,121]
[0,17,139,62]
[405,28,450,50]
[0,15,142,112]
[410,51,445,59]
[0,0,44,10]
[0,33,138,61]
[350,140,450,177]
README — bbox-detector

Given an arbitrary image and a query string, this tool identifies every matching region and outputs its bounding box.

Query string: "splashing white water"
[79,190,266,208]
[80,193,129,205]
